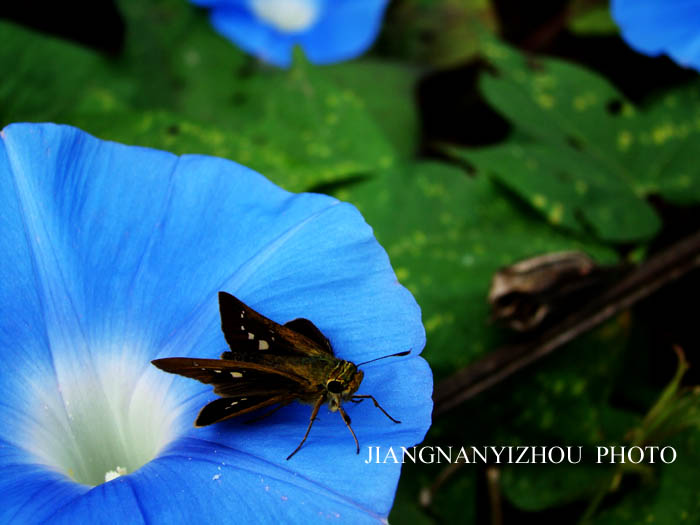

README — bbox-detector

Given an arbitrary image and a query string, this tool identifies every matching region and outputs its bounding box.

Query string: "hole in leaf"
[607,99,623,115]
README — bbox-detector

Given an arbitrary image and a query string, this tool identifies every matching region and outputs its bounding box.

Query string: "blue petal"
[0,441,88,524]
[0,123,432,521]
[166,357,432,519]
[612,0,700,70]
[34,447,389,523]
[300,0,390,64]
[0,128,64,444]
[209,6,296,67]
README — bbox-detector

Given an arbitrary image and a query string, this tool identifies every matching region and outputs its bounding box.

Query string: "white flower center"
[249,0,322,33]
[25,350,182,486]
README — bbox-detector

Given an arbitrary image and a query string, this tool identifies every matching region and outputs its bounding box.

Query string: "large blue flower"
[191,0,390,67]
[0,123,432,523]
[612,0,700,71]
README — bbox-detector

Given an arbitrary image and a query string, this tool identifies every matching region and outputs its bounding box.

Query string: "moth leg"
[287,396,324,460]
[338,405,360,454]
[351,395,401,424]
[244,401,291,425]
[349,398,365,404]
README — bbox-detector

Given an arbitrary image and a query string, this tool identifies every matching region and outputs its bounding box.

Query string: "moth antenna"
[356,350,410,367]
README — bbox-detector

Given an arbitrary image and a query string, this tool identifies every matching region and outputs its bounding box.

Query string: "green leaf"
[502,463,608,511]
[569,0,619,35]
[0,0,396,192]
[450,41,700,243]
[324,60,422,157]
[454,142,661,242]
[227,52,396,189]
[337,162,617,375]
[493,327,638,511]
[0,21,105,124]
[590,431,700,524]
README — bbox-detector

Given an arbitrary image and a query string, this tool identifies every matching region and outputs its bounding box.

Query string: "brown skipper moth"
[152,292,408,459]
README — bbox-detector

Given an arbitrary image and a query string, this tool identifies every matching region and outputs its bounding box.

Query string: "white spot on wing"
[248,333,255,340]
[258,340,269,350]
[230,372,243,378]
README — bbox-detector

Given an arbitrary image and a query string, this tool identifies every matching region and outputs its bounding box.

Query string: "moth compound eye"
[327,380,344,394]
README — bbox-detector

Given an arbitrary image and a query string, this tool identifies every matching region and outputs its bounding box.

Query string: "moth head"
[326,363,364,411]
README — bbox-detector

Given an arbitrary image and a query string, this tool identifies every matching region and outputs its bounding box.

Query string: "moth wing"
[195,394,294,426]
[150,357,308,387]
[218,291,333,357]
[283,318,333,353]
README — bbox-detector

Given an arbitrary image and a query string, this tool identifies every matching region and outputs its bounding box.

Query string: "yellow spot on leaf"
[413,230,427,246]
[439,212,453,225]
[423,313,455,333]
[573,92,598,111]
[395,267,410,281]
[533,75,556,89]
[617,130,633,151]
[536,93,555,109]
[379,156,394,169]
[652,123,674,144]
[335,189,350,201]
[677,175,692,188]
[548,203,564,224]
[572,380,586,396]
[532,194,547,208]
[461,254,475,267]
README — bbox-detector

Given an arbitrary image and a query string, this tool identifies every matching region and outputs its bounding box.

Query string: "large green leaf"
[225,52,396,189]
[324,60,422,157]
[450,41,700,243]
[0,0,396,192]
[337,162,617,375]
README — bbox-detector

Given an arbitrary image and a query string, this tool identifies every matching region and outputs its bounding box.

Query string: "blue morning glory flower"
[191,0,390,67]
[0,123,432,523]
[612,0,700,71]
